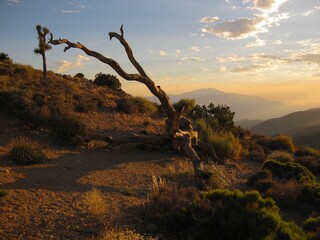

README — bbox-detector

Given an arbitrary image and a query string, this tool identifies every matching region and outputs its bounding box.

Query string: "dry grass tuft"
[101,228,158,240]
[83,188,107,218]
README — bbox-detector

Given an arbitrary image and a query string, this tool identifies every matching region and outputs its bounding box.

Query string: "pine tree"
[34,25,51,80]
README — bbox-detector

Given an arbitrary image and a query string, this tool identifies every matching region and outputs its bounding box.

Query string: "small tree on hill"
[34,25,51,80]
[94,72,121,90]
[0,52,10,62]
[75,72,85,78]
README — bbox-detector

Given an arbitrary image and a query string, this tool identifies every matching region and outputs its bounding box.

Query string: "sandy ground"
[0,113,260,239]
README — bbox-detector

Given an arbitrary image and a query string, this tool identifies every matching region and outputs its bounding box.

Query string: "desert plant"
[248,143,266,162]
[304,216,320,240]
[102,228,158,240]
[247,169,276,193]
[94,72,121,90]
[262,159,316,183]
[8,136,47,165]
[83,188,107,217]
[198,190,306,240]
[195,120,242,160]
[50,113,89,145]
[266,135,295,153]
[0,189,9,198]
[267,180,303,205]
[116,96,157,114]
[173,98,196,116]
[301,183,320,210]
[206,163,230,189]
[267,150,294,163]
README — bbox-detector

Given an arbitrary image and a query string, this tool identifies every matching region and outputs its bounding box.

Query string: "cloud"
[61,10,81,14]
[252,0,289,13]
[217,40,320,74]
[175,49,181,54]
[7,0,20,5]
[189,46,201,52]
[201,0,290,42]
[246,37,266,48]
[230,63,270,73]
[202,17,263,40]
[56,55,90,73]
[199,16,219,23]
[273,40,282,44]
[180,57,206,63]
[159,50,168,56]
[302,10,314,16]
[61,1,85,14]
[202,67,211,72]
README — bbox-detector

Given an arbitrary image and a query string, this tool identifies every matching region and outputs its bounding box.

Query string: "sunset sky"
[1,0,319,109]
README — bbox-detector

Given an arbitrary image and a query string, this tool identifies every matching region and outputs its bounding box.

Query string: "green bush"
[173,98,195,116]
[8,136,47,165]
[0,189,9,198]
[196,119,242,160]
[304,216,320,240]
[116,96,157,114]
[267,150,295,163]
[148,189,306,240]
[262,159,316,183]
[94,73,121,90]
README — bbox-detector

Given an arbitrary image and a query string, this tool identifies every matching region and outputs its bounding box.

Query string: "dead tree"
[49,25,222,179]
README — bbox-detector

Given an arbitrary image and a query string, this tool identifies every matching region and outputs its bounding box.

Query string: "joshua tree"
[49,25,222,179]
[34,25,52,80]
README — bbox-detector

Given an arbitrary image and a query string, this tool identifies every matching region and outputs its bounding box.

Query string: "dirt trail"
[0,146,178,239]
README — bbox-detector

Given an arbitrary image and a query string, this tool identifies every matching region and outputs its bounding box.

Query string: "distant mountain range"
[149,88,298,121]
[251,108,320,149]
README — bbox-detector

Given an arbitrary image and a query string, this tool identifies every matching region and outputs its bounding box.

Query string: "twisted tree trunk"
[49,25,220,179]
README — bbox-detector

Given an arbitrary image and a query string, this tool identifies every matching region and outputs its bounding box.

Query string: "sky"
[0,0,320,109]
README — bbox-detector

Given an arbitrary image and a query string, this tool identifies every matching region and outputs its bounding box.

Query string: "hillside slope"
[251,108,320,148]
[251,108,320,136]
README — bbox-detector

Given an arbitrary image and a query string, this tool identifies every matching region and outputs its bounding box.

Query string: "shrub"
[102,228,158,240]
[295,146,320,158]
[173,98,195,116]
[247,142,266,162]
[117,96,157,114]
[304,216,320,240]
[295,146,320,174]
[83,188,107,218]
[301,183,320,210]
[194,119,242,160]
[0,189,9,198]
[199,190,306,240]
[267,150,294,163]
[94,73,121,90]
[266,135,295,153]
[247,170,276,193]
[206,164,230,189]
[50,113,89,145]
[262,159,316,183]
[296,156,320,175]
[267,180,303,205]
[147,185,306,240]
[8,136,47,165]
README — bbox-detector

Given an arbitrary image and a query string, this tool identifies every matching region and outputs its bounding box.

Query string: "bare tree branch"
[49,25,221,180]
